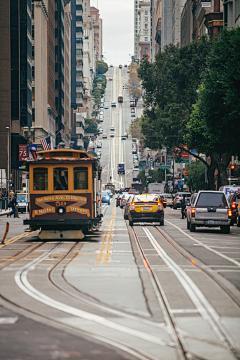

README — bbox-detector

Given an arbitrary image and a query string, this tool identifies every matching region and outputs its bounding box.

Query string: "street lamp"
[5,127,10,198]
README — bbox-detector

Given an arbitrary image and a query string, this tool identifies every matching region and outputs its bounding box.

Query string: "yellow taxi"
[128,194,164,226]
[102,134,107,139]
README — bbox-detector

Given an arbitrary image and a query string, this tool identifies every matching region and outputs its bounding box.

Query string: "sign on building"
[19,145,28,161]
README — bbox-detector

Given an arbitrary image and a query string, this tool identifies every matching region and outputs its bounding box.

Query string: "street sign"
[160,165,171,169]
[145,169,149,176]
[147,176,152,178]
[19,145,27,161]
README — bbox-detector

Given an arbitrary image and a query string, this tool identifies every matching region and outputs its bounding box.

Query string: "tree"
[138,37,212,152]
[186,161,206,192]
[84,118,99,135]
[129,117,144,143]
[185,28,240,187]
[97,61,108,75]
[137,168,168,186]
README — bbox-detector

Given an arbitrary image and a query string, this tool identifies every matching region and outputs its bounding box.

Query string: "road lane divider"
[0,230,36,249]
[166,220,240,268]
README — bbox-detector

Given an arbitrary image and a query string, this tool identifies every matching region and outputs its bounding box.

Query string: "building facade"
[64,1,72,143]
[71,0,83,112]
[151,0,161,61]
[134,0,140,59]
[223,0,240,28]
[161,0,172,51]
[90,6,102,62]
[137,1,151,61]
[172,0,186,44]
[31,0,48,148]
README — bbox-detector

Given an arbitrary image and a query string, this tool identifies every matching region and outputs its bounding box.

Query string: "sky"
[90,0,134,66]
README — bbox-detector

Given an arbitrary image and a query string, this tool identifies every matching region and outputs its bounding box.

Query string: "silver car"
[186,191,232,234]
[120,193,130,208]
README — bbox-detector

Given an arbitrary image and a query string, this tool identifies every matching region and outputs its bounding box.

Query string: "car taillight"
[158,202,163,211]
[122,199,126,202]
[163,199,166,202]
[228,209,232,218]
[191,209,195,217]
[231,202,236,209]
[172,199,173,203]
[130,203,135,211]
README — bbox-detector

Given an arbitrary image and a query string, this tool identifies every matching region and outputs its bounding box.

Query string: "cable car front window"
[54,167,68,190]
[33,168,48,191]
[74,167,88,190]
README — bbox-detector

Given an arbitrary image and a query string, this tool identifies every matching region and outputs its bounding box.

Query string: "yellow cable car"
[24,149,102,239]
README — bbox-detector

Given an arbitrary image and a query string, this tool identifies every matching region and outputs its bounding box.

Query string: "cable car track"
[131,223,240,360]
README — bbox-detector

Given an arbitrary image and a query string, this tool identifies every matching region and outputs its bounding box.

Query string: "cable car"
[24,149,102,239]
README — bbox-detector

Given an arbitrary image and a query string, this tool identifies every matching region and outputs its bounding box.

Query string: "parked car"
[105,104,109,109]
[172,192,191,209]
[111,101,116,107]
[110,126,115,131]
[186,191,232,234]
[124,195,134,219]
[110,132,115,137]
[228,192,240,225]
[101,191,111,205]
[109,77,113,80]
[97,141,102,148]
[121,135,127,140]
[102,134,107,139]
[128,194,164,226]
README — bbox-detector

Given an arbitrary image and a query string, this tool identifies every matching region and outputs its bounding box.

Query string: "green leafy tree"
[186,161,206,192]
[137,169,168,186]
[185,28,240,187]
[97,61,108,75]
[84,118,99,135]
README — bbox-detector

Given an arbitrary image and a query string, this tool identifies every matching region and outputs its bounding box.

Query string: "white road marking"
[166,220,240,267]
[14,247,174,347]
[143,226,232,345]
[0,317,18,324]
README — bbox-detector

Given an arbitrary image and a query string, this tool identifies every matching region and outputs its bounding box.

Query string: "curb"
[0,211,10,217]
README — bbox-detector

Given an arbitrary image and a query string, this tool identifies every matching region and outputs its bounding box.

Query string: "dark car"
[116,194,123,207]
[124,195,134,219]
[101,191,111,205]
[228,192,240,225]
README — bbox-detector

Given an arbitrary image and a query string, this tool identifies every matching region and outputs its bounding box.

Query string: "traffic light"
[123,86,124,89]
[181,177,185,182]
[230,165,236,177]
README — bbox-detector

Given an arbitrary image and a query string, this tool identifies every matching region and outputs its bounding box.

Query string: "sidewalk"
[0,209,10,217]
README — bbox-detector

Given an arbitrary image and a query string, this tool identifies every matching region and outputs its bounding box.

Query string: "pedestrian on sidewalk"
[9,189,14,200]
[7,194,17,218]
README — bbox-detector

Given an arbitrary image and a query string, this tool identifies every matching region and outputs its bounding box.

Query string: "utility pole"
[6,127,10,198]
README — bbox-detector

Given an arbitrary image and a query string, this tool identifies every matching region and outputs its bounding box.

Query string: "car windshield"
[134,195,159,202]
[102,192,109,196]
[17,194,26,202]
[196,193,228,208]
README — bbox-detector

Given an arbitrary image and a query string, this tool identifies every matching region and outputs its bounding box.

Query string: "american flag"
[40,136,51,150]
[60,128,64,139]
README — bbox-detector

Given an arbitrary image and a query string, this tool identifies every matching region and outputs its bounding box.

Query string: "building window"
[76,27,82,33]
[145,10,148,15]
[145,30,148,35]
[76,38,83,43]
[145,23,148,28]
[33,168,48,191]
[76,16,82,21]
[93,14,96,20]
[54,167,68,191]
[145,37,148,41]
[145,17,148,21]
[76,81,82,87]
[76,93,82,98]
[76,60,82,65]
[76,71,83,77]
[74,167,88,190]
[76,5,82,10]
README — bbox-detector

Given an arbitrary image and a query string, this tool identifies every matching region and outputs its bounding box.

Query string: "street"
[1,200,240,359]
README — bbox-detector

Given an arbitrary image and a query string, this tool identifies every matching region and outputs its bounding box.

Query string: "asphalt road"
[0,67,240,359]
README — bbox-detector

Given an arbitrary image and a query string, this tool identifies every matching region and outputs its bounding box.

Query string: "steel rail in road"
[131,223,240,360]
[0,236,178,360]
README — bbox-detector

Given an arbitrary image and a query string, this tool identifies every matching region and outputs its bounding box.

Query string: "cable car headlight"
[57,206,66,216]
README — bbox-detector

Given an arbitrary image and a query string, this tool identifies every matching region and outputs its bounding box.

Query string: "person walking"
[181,194,186,219]
[9,189,14,201]
[7,194,17,218]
